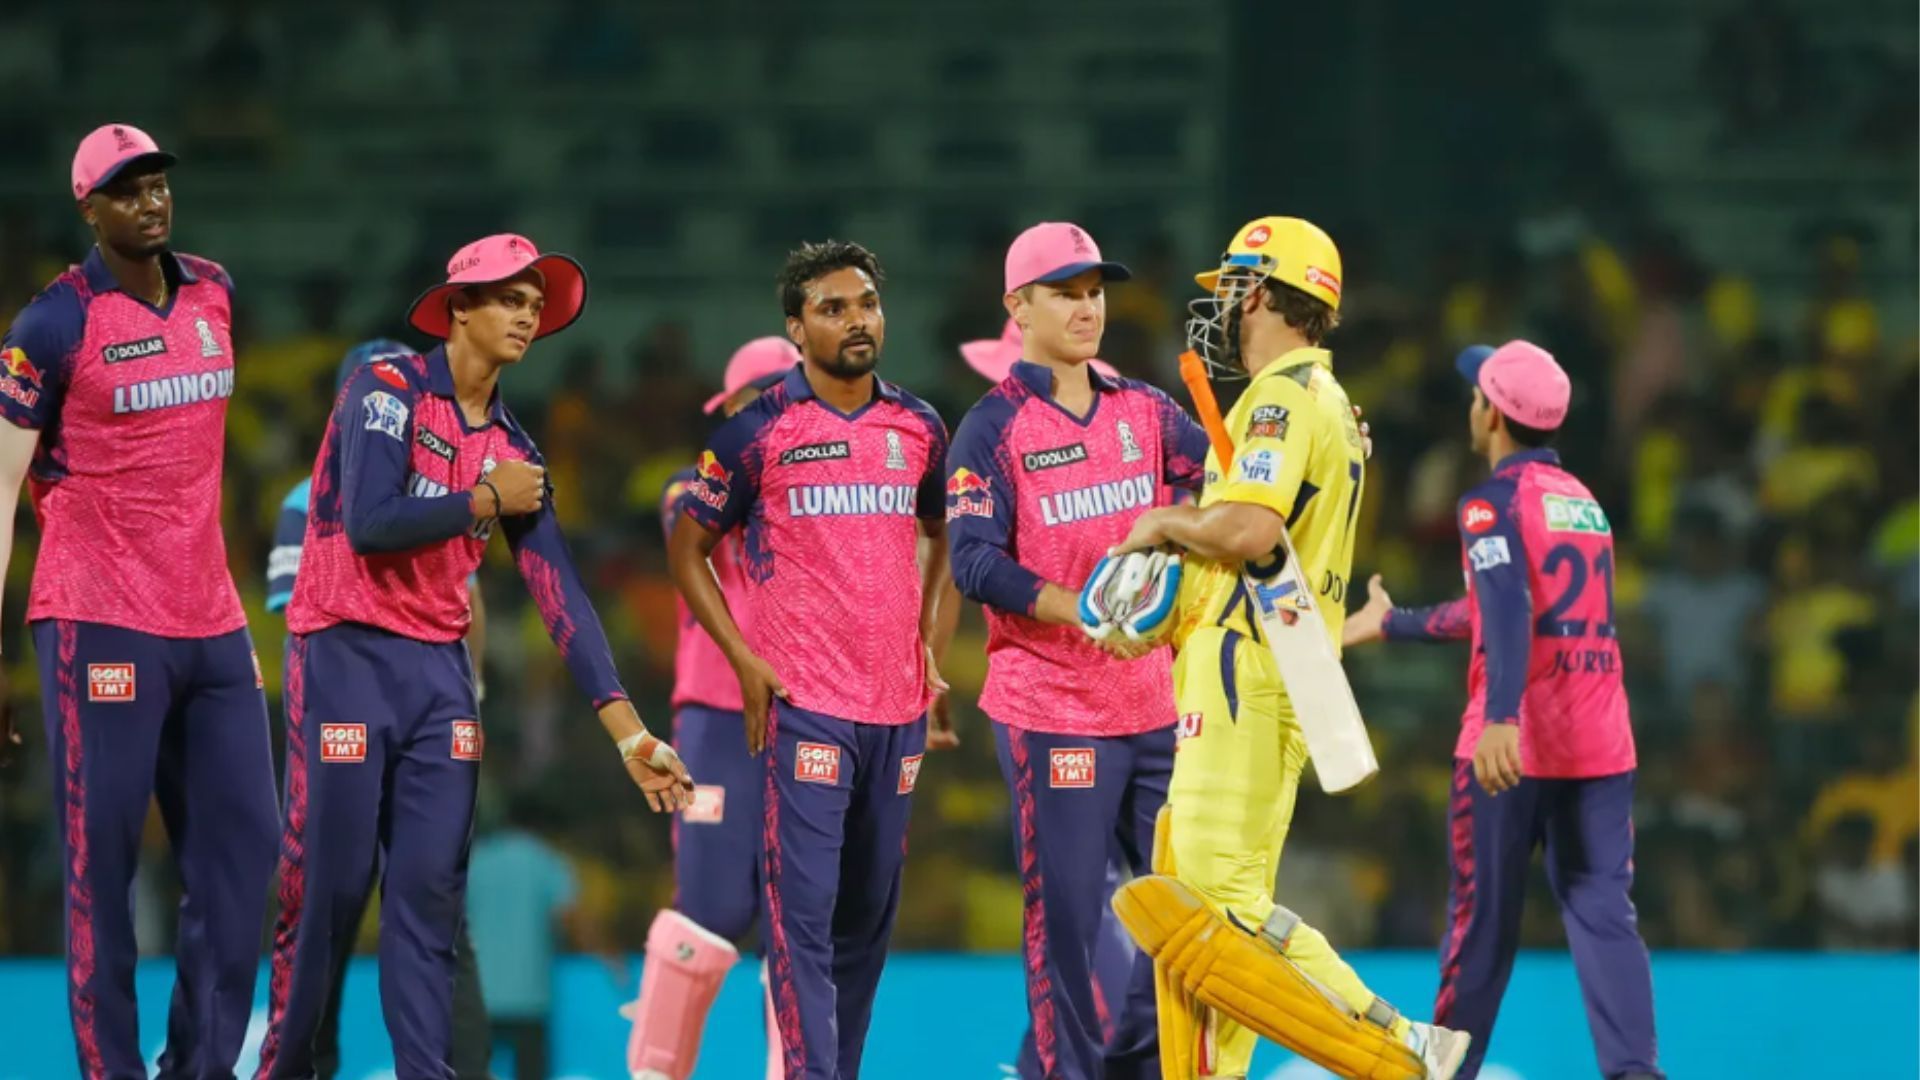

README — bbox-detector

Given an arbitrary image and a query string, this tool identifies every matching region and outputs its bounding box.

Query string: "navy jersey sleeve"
[178,254,236,299]
[1383,597,1471,642]
[659,468,695,544]
[503,444,628,708]
[0,279,84,431]
[266,480,310,613]
[906,394,951,521]
[681,403,768,534]
[1142,382,1209,492]
[336,363,474,554]
[1460,482,1531,724]
[946,391,1045,617]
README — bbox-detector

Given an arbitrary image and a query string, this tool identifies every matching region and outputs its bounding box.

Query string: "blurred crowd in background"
[0,0,1912,985]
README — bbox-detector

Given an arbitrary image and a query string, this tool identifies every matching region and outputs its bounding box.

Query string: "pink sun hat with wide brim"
[703,336,802,414]
[407,234,587,340]
[960,318,1119,383]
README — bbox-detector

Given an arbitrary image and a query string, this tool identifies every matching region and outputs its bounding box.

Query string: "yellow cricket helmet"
[1195,217,1344,311]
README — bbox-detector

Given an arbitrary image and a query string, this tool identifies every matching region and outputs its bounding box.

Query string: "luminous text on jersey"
[112,369,236,415]
[787,483,918,518]
[1037,473,1152,527]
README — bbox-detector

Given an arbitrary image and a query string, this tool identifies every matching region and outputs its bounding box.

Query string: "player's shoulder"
[1456,473,1521,537]
[1106,374,1184,413]
[711,383,790,448]
[5,269,91,341]
[661,465,696,503]
[346,350,429,397]
[280,477,313,515]
[174,252,234,295]
[883,380,948,439]
[955,378,1028,437]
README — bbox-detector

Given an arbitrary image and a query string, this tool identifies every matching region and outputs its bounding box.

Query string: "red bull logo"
[945,467,994,521]
[690,451,731,510]
[2,348,43,387]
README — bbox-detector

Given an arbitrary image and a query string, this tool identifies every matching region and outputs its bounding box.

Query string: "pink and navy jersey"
[287,346,626,708]
[662,468,746,713]
[0,248,245,637]
[948,361,1208,735]
[1384,449,1635,778]
[680,365,947,726]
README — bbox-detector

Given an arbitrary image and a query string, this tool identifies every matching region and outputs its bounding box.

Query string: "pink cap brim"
[407,254,588,340]
[701,388,732,414]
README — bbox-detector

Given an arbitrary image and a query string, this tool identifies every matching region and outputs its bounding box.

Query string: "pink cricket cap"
[703,336,802,413]
[1004,222,1132,293]
[71,123,177,200]
[1456,340,1570,431]
[408,234,587,340]
[960,318,1119,383]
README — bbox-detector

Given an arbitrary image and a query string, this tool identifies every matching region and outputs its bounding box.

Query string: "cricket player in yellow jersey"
[1106,218,1469,1080]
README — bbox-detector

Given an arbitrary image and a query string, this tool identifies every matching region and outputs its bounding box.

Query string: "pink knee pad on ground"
[626,910,740,1080]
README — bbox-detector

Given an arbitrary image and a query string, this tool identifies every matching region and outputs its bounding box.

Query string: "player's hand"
[732,651,790,755]
[1109,508,1169,558]
[620,733,697,813]
[927,692,960,751]
[1097,635,1158,661]
[1352,404,1373,462]
[0,665,18,768]
[1472,723,1524,795]
[1342,574,1394,648]
[485,460,547,516]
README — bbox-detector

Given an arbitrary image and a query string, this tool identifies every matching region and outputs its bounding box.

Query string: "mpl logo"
[320,723,367,763]
[898,753,924,795]
[1176,712,1204,743]
[1462,499,1497,534]
[795,742,842,785]
[1049,748,1097,789]
[87,664,136,702]
[450,720,483,762]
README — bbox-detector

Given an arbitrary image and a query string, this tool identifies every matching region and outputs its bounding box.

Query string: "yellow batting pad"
[1152,806,1176,876]
[1155,957,1200,1080]
[1114,876,1423,1080]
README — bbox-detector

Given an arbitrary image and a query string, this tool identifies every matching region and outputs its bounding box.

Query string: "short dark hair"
[1259,280,1339,345]
[778,240,884,319]
[1503,414,1558,447]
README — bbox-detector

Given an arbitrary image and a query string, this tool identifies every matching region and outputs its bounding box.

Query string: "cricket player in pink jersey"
[1345,341,1661,1080]
[626,336,800,1080]
[256,235,694,1080]
[947,223,1211,1080]
[0,123,278,1080]
[669,240,951,1080]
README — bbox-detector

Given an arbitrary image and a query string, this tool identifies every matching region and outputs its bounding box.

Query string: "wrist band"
[476,479,502,515]
[617,731,651,761]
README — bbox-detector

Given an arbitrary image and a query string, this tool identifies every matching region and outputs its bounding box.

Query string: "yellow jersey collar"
[1250,346,1331,383]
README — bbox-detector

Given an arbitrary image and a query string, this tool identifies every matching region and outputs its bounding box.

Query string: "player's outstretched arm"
[668,512,787,753]
[1111,501,1284,564]
[0,421,36,765]
[506,501,692,811]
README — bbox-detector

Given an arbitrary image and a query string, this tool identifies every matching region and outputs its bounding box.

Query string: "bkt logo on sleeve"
[691,451,731,510]
[795,741,842,785]
[87,663,136,702]
[946,467,994,520]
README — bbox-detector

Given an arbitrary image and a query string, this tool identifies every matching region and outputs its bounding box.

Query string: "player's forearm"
[668,515,754,665]
[1384,598,1473,643]
[0,424,39,631]
[344,490,475,554]
[917,526,952,645]
[949,532,1047,618]
[509,512,628,707]
[1156,503,1282,564]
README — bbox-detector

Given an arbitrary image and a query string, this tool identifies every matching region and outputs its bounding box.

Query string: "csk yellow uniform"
[1165,345,1398,1074]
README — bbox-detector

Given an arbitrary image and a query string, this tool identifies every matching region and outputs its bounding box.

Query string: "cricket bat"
[1178,351,1379,793]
